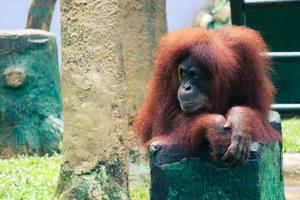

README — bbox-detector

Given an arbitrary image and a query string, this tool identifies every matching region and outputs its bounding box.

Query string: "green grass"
[0,155,149,200]
[282,117,300,153]
[130,187,149,200]
[0,155,61,200]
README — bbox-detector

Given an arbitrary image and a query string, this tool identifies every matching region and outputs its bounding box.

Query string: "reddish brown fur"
[134,26,281,155]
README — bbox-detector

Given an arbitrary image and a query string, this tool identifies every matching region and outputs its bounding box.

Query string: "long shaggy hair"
[134,26,280,150]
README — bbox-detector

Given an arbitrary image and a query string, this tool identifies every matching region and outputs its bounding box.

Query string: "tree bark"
[0,30,62,158]
[54,0,129,199]
[123,0,167,178]
[26,0,57,31]
[124,0,167,123]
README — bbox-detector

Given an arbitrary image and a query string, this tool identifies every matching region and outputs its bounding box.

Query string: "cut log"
[150,111,285,200]
[0,29,62,158]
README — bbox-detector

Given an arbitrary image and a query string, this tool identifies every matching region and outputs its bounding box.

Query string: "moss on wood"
[150,143,285,200]
[0,30,62,158]
[55,156,129,200]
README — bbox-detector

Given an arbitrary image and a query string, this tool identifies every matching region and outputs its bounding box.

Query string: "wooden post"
[26,0,57,31]
[0,30,62,158]
[150,111,285,200]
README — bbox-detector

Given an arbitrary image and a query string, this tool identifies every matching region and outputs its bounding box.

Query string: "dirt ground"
[284,153,300,200]
[285,176,300,200]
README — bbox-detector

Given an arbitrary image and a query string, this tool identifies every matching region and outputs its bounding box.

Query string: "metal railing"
[244,0,300,9]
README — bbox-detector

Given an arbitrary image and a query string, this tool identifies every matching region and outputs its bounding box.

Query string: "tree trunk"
[0,30,62,158]
[124,0,167,123]
[26,0,57,31]
[123,0,167,182]
[54,0,129,199]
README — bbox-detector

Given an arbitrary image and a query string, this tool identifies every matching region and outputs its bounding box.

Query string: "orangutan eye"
[182,71,187,78]
[179,69,187,79]
[193,74,200,79]
[190,71,200,80]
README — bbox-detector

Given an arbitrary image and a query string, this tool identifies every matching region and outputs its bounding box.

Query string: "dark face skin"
[177,56,212,113]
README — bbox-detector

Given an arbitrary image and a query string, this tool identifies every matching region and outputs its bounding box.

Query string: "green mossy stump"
[150,112,285,200]
[0,30,62,158]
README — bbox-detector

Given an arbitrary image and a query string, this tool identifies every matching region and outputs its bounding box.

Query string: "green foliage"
[282,118,300,153]
[0,155,61,200]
